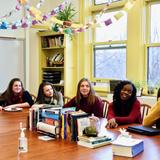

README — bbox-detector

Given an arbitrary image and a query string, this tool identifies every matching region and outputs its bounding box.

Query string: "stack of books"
[77,135,112,148]
[37,107,61,138]
[112,137,144,157]
[29,105,62,138]
[61,107,76,140]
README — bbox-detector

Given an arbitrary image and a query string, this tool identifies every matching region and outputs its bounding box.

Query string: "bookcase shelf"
[42,67,64,70]
[38,31,74,96]
[52,84,64,87]
[42,46,65,50]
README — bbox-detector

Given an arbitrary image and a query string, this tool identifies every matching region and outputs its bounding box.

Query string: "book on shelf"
[41,35,64,48]
[41,37,48,48]
[112,137,144,157]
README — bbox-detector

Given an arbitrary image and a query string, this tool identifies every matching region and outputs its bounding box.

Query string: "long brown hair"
[35,82,59,104]
[75,78,96,106]
[0,78,24,105]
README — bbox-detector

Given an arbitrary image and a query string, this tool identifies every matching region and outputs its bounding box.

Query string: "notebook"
[127,125,160,136]
[43,104,62,109]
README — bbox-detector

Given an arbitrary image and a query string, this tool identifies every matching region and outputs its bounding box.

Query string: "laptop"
[127,125,160,136]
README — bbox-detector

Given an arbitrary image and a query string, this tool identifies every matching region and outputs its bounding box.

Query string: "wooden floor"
[0,109,160,160]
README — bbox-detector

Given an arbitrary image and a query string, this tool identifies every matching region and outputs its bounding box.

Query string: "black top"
[0,90,34,107]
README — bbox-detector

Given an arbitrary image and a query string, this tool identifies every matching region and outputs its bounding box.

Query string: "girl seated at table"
[107,80,142,128]
[143,88,160,128]
[32,82,63,108]
[63,77,104,117]
[0,78,34,111]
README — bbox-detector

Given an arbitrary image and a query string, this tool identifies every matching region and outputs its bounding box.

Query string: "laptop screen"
[109,80,121,93]
[127,125,160,136]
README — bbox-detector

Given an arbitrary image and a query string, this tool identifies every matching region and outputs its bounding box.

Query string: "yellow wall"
[78,0,148,87]
[127,0,146,82]
[29,0,150,97]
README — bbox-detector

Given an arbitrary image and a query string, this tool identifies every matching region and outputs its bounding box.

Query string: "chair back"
[102,99,110,118]
[140,103,152,121]
[63,96,71,104]
[30,93,37,103]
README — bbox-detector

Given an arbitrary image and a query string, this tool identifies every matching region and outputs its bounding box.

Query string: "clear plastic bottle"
[90,114,101,133]
[18,122,28,153]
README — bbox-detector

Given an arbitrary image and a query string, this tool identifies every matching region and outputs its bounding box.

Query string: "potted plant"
[52,3,77,37]
[56,2,77,21]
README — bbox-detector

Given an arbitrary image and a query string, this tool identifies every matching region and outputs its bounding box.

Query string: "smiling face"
[120,84,133,101]
[43,85,53,98]
[80,80,91,97]
[12,81,22,94]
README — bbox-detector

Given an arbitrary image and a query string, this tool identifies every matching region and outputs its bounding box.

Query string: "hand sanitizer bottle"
[18,122,28,153]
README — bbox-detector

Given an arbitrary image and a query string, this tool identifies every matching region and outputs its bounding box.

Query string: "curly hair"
[113,80,137,116]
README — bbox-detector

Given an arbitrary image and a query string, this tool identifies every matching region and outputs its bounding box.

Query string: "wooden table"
[0,109,160,160]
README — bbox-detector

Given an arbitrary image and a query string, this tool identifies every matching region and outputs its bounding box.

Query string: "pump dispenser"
[18,122,28,153]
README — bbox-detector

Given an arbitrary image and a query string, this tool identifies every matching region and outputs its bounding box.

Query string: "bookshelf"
[38,31,74,97]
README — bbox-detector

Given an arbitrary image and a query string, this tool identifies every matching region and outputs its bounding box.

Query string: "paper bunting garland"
[50,0,136,35]
[0,0,67,29]
[0,0,136,37]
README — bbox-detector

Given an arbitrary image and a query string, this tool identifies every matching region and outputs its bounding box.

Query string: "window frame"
[146,0,160,87]
[91,1,127,83]
[93,0,124,6]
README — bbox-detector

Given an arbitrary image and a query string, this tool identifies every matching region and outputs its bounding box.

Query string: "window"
[148,47,160,86]
[147,2,160,87]
[150,4,160,43]
[95,11,127,42]
[92,9,127,81]
[94,0,122,5]
[94,44,126,79]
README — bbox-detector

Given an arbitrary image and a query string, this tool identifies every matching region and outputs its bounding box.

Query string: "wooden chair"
[30,93,37,103]
[140,103,152,121]
[63,96,71,104]
[102,99,110,118]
